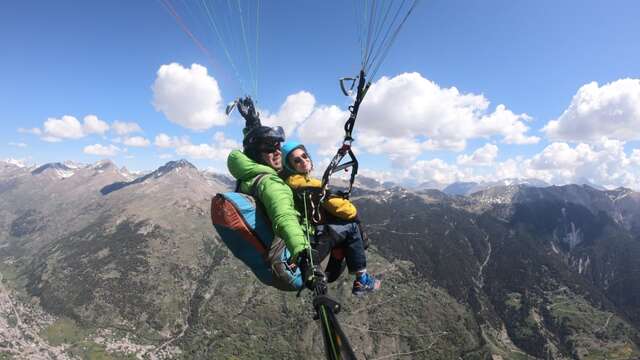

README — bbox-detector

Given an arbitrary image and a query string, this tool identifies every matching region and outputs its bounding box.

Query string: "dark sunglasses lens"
[293,153,309,164]
[260,141,280,153]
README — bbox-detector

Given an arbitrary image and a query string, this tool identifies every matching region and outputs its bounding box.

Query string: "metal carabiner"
[339,77,357,97]
[225,100,238,115]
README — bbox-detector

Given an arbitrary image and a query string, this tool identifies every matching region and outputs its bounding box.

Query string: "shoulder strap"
[250,173,270,198]
[249,174,273,229]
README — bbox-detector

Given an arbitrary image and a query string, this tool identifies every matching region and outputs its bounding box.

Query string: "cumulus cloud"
[152,63,227,131]
[407,159,465,185]
[262,91,316,136]
[175,132,240,160]
[358,134,427,168]
[476,105,539,144]
[83,144,120,156]
[355,73,537,158]
[8,142,27,148]
[631,149,640,165]
[42,116,85,141]
[154,134,172,148]
[282,72,536,165]
[154,133,190,148]
[155,132,240,160]
[123,136,150,147]
[297,105,350,155]
[543,78,640,142]
[457,143,499,166]
[354,137,640,190]
[533,139,633,186]
[258,74,533,169]
[83,115,110,135]
[27,115,110,142]
[491,138,639,189]
[112,121,142,135]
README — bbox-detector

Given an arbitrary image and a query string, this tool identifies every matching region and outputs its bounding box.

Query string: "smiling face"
[288,148,312,174]
[259,141,283,171]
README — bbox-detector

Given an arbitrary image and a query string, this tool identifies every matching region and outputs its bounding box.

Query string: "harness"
[312,70,370,226]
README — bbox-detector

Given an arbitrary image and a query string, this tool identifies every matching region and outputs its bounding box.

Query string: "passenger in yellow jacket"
[281,141,380,296]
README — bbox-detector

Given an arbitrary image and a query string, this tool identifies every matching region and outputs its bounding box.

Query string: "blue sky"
[2,1,640,188]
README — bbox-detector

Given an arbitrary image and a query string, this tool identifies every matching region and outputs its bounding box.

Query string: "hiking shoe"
[352,273,381,296]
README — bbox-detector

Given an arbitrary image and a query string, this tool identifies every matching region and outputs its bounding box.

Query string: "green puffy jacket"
[227,150,309,258]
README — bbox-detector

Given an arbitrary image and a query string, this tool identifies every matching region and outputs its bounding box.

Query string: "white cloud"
[8,142,27,148]
[18,127,42,135]
[357,168,395,184]
[356,73,536,155]
[83,144,120,156]
[152,63,227,131]
[262,91,316,136]
[631,149,640,165]
[123,136,150,147]
[494,158,523,180]
[407,159,465,185]
[174,132,241,160]
[112,121,142,135]
[153,133,174,148]
[284,72,535,163]
[354,137,640,190]
[259,74,533,168]
[297,105,350,155]
[499,138,639,189]
[476,105,539,144]
[29,115,110,142]
[154,133,173,148]
[83,115,110,135]
[154,133,189,148]
[543,78,640,142]
[358,134,427,168]
[152,131,238,160]
[43,115,85,141]
[457,143,499,166]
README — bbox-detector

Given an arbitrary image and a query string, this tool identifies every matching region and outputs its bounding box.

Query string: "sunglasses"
[259,141,281,154]
[292,152,309,165]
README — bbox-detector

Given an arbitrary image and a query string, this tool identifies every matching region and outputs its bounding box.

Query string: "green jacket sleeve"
[227,150,309,258]
[256,174,309,257]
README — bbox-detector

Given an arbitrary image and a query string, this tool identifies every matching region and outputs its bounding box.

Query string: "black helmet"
[243,125,285,162]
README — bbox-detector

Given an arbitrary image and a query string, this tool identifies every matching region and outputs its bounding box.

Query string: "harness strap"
[249,173,269,198]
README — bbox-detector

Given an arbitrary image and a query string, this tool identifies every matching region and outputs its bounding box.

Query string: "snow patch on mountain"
[2,158,28,168]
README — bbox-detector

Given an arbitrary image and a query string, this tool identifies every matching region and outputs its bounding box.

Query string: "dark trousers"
[312,222,367,273]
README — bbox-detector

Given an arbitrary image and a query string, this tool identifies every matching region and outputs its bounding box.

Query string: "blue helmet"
[281,141,309,173]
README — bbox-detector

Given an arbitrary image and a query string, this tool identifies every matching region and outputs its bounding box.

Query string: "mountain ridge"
[1,159,640,358]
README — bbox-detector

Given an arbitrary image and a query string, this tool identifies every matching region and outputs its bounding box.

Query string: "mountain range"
[1,158,640,359]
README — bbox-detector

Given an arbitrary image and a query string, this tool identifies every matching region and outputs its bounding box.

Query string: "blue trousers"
[313,222,367,273]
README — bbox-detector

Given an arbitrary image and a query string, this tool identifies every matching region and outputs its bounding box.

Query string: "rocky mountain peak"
[164,159,195,170]
[606,187,636,201]
[100,159,201,195]
[444,179,549,196]
[150,159,197,177]
[92,159,116,171]
[31,162,76,178]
